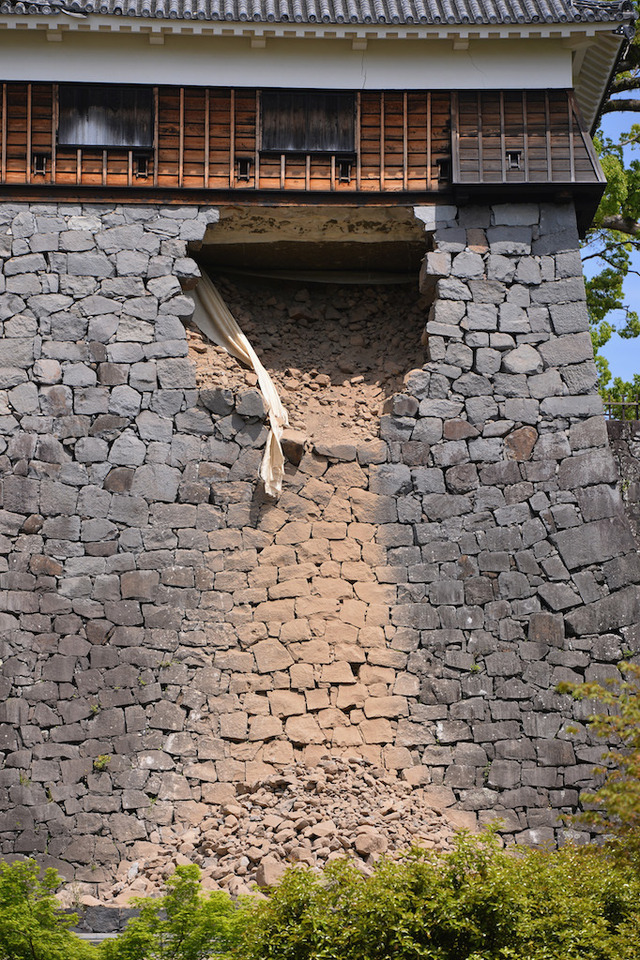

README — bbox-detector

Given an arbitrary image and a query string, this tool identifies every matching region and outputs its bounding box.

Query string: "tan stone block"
[214,651,254,672]
[393,673,421,697]
[258,507,289,534]
[350,489,397,523]
[182,762,218,783]
[201,782,236,804]
[269,580,311,600]
[362,544,388,566]
[324,462,367,489]
[324,622,359,644]
[232,741,261,761]
[295,597,340,618]
[290,663,315,689]
[312,577,352,600]
[336,683,367,710]
[332,726,364,746]
[360,718,394,744]
[318,560,341,578]
[396,720,436,747]
[275,522,312,545]
[367,649,408,668]
[305,688,330,711]
[317,707,349,729]
[358,745,383,765]
[258,545,296,566]
[354,582,396,605]
[253,599,296,625]
[280,619,310,643]
[312,521,347,540]
[216,759,246,782]
[330,540,361,562]
[365,604,391,626]
[236,623,268,645]
[248,715,284,741]
[248,565,278,589]
[278,562,317,581]
[340,599,366,627]
[300,477,334,506]
[253,639,294,673]
[347,522,376,542]
[363,696,409,719]
[302,744,331,766]
[402,765,432,786]
[335,642,366,663]
[290,639,332,664]
[360,664,396,685]
[297,538,331,563]
[321,661,355,684]
[219,713,248,741]
[285,714,325,744]
[421,785,457,809]
[383,745,413,770]
[268,690,306,717]
[245,693,271,716]
[341,561,375,582]
[447,809,478,832]
[366,682,390,697]
[246,760,276,784]
[261,740,295,765]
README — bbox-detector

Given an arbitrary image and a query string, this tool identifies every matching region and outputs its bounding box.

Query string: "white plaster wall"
[0,32,572,90]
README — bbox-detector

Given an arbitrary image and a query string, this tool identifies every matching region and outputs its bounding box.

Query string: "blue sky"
[587,110,640,384]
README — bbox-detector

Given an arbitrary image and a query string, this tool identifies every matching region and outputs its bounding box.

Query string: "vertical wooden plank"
[102,149,107,186]
[355,90,361,191]
[229,89,235,188]
[76,148,82,185]
[330,154,336,191]
[128,149,133,187]
[305,153,310,191]
[1,83,6,184]
[568,90,606,183]
[153,86,159,187]
[402,91,408,191]
[178,86,184,188]
[426,91,431,191]
[26,83,32,184]
[254,89,260,190]
[280,153,285,189]
[522,91,529,180]
[380,91,385,190]
[203,88,210,189]
[52,83,58,184]
[450,91,460,183]
[477,92,483,183]
[499,91,506,181]
[567,92,575,182]
[544,90,552,180]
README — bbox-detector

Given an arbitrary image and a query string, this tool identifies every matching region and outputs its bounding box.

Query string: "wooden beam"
[567,91,575,183]
[128,149,133,188]
[356,90,361,190]
[402,91,408,191]
[544,90,552,181]
[450,91,460,183]
[26,83,32,185]
[280,153,285,190]
[51,83,58,184]
[254,89,260,190]
[305,153,310,191]
[331,154,336,191]
[102,149,107,187]
[178,86,184,188]
[477,92,483,183]
[380,91,385,190]
[204,88,210,189]
[1,83,6,184]
[569,90,606,183]
[499,91,506,182]
[229,89,235,188]
[76,148,82,186]
[153,86,159,187]
[522,91,529,180]
[426,91,431,191]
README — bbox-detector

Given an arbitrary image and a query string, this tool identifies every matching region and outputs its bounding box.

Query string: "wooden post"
[254,89,260,189]
[127,149,133,187]
[356,90,361,190]
[178,86,184,188]
[522,91,529,180]
[76,148,82,185]
[544,91,552,181]
[280,153,285,190]
[567,92,575,182]
[153,86,159,187]
[204,88,210,189]
[477,92,483,183]
[330,154,336,191]
[26,83,32,184]
[305,153,310,191]
[380,91,385,190]
[426,91,431,191]
[499,91,506,181]
[102,149,107,186]
[229,89,235,188]
[450,92,460,183]
[1,83,6,184]
[52,83,58,184]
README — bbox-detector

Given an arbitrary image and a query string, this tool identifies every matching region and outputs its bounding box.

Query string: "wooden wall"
[0,83,603,198]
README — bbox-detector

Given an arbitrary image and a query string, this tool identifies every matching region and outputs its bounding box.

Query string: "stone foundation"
[0,199,639,891]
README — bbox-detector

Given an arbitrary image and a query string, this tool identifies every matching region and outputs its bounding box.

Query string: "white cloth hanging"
[190,271,289,498]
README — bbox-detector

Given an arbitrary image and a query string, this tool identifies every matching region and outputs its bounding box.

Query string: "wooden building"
[0,0,634,229]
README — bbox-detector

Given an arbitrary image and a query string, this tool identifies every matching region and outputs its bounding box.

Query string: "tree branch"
[610,77,640,95]
[602,99,640,114]
[599,215,640,236]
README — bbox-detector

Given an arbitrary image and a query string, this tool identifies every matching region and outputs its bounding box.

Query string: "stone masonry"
[0,199,639,891]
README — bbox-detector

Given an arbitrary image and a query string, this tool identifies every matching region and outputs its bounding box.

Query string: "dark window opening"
[507,150,522,170]
[337,158,352,183]
[58,85,154,149]
[436,158,450,182]
[135,155,149,179]
[32,153,48,177]
[237,157,252,181]
[261,91,355,154]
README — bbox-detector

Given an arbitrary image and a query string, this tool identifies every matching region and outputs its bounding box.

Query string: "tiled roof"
[0,0,635,26]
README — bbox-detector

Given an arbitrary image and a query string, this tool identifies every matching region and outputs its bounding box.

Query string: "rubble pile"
[187,276,428,443]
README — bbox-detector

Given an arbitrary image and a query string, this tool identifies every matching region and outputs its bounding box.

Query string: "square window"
[261,91,355,154]
[58,85,154,149]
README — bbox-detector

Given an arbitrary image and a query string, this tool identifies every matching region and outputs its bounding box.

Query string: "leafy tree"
[583,12,640,393]
[0,858,97,960]
[99,864,241,960]
[559,662,640,845]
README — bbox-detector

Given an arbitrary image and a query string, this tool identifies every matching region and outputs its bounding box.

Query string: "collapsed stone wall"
[0,200,639,898]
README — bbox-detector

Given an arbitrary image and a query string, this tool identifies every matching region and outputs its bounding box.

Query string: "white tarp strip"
[190,270,289,498]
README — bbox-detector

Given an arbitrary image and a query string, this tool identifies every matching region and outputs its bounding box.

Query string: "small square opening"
[32,153,48,177]
[135,155,149,179]
[337,158,352,183]
[237,157,252,182]
[436,158,450,182]
[507,150,522,171]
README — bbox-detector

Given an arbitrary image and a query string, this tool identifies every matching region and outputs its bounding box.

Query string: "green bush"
[99,864,242,960]
[0,858,97,960]
[240,833,640,960]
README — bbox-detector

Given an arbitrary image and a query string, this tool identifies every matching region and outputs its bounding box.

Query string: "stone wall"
[0,199,639,894]
[607,420,640,543]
